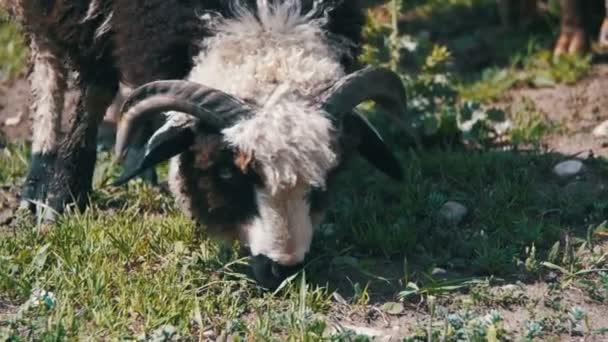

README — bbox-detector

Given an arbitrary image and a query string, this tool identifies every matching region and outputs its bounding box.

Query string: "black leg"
[49,84,116,215]
[21,152,57,210]
[23,81,117,221]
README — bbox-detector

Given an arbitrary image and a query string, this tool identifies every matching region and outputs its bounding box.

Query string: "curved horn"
[321,66,420,147]
[114,80,256,159]
[321,66,407,116]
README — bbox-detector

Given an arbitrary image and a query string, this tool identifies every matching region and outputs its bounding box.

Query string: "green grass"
[1,141,607,339]
[507,97,555,147]
[459,50,592,103]
[1,149,338,340]
[0,11,27,81]
[327,147,607,270]
[0,145,29,186]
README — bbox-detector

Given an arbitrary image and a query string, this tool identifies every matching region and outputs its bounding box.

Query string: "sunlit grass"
[0,11,27,81]
[459,49,592,103]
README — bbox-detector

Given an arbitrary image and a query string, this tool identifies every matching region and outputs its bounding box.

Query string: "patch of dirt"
[310,256,406,303]
[499,64,608,157]
[303,243,607,340]
[0,76,100,147]
[0,186,19,229]
[324,278,608,341]
[0,298,18,323]
[0,78,30,145]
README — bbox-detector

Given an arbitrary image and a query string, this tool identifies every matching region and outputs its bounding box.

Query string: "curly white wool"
[188,0,347,194]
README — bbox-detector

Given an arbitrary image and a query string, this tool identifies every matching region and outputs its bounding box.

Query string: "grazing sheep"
[113,1,413,288]
[3,0,413,287]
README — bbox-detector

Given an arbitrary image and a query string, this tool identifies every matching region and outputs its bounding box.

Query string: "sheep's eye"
[217,166,235,180]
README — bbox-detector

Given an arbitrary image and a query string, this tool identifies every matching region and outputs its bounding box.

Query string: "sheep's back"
[112,0,219,86]
[112,0,365,85]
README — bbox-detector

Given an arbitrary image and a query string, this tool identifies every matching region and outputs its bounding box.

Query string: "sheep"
[3,0,413,287]
[112,0,414,288]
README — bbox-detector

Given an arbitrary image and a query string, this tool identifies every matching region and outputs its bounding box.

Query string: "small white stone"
[593,120,608,137]
[431,267,448,276]
[339,324,386,338]
[439,201,468,224]
[4,112,24,126]
[202,330,216,339]
[332,292,348,305]
[553,160,584,178]
[381,301,404,315]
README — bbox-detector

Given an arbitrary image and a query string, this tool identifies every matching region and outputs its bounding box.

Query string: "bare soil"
[325,274,608,341]
[0,78,29,145]
[0,76,96,147]
[499,64,608,158]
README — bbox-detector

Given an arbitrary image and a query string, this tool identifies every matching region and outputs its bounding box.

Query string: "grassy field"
[2,1,608,340]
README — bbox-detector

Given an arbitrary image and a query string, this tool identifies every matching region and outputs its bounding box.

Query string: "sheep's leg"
[554,0,587,56]
[598,0,608,48]
[20,37,66,212]
[40,82,116,220]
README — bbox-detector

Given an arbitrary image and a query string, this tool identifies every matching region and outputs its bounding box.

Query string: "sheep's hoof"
[554,28,588,57]
[20,153,58,221]
[20,147,97,223]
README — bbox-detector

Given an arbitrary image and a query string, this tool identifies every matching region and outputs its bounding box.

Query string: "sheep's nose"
[251,255,304,290]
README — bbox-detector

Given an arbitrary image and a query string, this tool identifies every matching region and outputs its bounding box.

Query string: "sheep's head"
[113,66,409,288]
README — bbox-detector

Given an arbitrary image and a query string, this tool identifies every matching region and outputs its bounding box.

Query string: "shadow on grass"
[299,141,608,304]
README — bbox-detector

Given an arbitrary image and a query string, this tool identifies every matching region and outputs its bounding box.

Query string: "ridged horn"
[321,66,420,147]
[114,80,256,159]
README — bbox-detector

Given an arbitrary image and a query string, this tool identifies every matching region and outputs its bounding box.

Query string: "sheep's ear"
[343,112,403,181]
[114,123,196,186]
